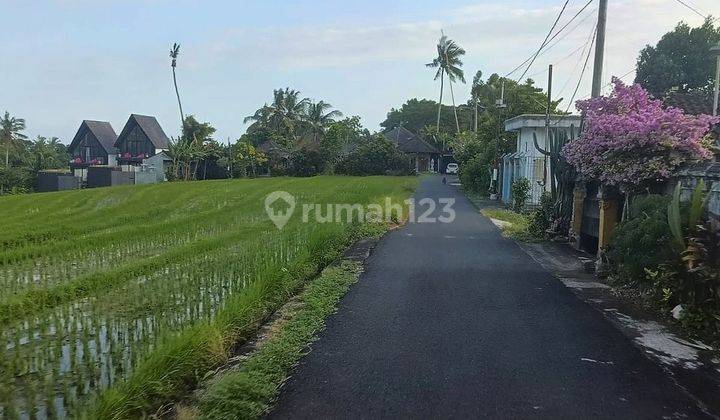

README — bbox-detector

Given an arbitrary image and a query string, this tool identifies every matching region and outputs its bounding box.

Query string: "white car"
[446,163,459,174]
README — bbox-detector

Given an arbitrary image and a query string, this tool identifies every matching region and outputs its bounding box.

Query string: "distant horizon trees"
[0,111,68,194]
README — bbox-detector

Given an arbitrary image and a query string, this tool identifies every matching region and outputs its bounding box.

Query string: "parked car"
[446,163,459,174]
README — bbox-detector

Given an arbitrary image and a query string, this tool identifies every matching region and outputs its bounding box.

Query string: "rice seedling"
[0,176,417,418]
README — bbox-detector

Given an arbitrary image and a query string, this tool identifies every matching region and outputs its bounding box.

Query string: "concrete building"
[501,114,582,206]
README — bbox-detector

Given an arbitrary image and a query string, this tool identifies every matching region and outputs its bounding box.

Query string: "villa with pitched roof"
[383,127,442,173]
[68,120,118,168]
[115,114,170,165]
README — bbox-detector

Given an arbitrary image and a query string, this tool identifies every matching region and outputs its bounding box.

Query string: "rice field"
[0,176,417,418]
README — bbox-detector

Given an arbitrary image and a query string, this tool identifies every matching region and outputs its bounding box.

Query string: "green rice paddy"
[0,176,417,418]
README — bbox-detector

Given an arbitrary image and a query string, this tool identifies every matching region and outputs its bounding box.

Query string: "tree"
[169,43,185,129]
[451,72,561,194]
[0,111,28,167]
[234,141,267,177]
[426,32,466,133]
[245,88,310,144]
[335,135,413,176]
[381,99,470,135]
[635,18,720,97]
[305,100,343,143]
[321,116,367,170]
[563,78,719,193]
[25,136,67,173]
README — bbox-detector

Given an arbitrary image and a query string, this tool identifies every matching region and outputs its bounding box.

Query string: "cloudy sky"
[2,0,717,143]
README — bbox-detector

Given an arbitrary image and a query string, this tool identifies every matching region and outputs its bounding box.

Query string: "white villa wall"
[502,114,581,207]
[515,127,552,205]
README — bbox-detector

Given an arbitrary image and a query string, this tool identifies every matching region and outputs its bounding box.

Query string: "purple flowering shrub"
[563,78,719,191]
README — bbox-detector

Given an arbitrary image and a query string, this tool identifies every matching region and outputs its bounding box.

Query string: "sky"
[1,0,717,144]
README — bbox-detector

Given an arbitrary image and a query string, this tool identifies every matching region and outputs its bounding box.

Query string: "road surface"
[269,175,710,419]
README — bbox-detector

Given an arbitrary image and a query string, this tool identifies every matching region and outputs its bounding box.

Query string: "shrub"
[288,148,325,177]
[511,178,530,212]
[335,135,413,176]
[458,155,488,193]
[527,192,553,238]
[607,194,673,284]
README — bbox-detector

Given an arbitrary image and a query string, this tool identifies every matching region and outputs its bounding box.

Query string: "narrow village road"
[269,175,711,419]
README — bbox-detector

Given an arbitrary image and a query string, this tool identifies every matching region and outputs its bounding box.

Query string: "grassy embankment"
[0,176,417,418]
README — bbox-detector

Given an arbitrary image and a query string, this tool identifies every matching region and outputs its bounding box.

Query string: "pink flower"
[563,78,719,190]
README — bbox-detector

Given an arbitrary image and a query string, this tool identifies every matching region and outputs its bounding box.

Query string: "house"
[383,127,441,173]
[501,114,582,206]
[67,120,118,178]
[115,114,170,166]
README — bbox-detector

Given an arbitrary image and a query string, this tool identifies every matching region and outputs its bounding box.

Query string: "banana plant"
[668,180,707,258]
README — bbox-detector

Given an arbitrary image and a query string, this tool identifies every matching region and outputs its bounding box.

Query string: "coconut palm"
[0,111,28,167]
[426,32,466,133]
[305,101,343,143]
[169,43,185,129]
[245,88,310,143]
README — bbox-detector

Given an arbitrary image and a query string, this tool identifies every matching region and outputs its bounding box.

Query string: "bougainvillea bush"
[563,78,719,191]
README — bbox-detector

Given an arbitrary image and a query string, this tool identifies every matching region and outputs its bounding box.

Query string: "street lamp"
[712,42,720,117]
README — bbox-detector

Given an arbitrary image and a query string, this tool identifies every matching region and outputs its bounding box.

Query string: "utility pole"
[474,98,478,132]
[591,0,608,98]
[545,65,553,137]
[712,43,720,116]
[543,64,553,191]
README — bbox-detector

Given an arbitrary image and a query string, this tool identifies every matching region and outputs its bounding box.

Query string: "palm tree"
[170,43,185,130]
[245,88,310,144]
[305,101,343,143]
[426,32,466,133]
[0,111,28,167]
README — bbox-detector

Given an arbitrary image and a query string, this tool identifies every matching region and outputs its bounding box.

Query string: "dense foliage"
[648,183,720,341]
[381,99,471,135]
[635,18,720,98]
[511,178,531,212]
[563,79,718,192]
[607,194,674,283]
[335,135,413,176]
[527,192,554,239]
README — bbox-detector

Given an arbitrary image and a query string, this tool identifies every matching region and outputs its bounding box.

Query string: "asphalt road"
[268,175,710,419]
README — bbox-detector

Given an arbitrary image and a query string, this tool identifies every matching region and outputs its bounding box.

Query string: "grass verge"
[480,208,539,242]
[194,261,362,419]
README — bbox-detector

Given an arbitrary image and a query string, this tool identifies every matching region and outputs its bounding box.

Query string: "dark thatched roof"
[383,127,440,154]
[116,114,170,150]
[257,140,290,158]
[69,120,118,154]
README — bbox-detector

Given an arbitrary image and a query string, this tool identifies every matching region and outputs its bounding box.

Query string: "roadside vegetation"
[477,180,552,243]
[193,261,362,419]
[0,176,417,418]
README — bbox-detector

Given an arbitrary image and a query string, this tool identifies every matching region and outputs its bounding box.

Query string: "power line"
[671,0,718,23]
[505,0,596,79]
[515,9,597,80]
[552,23,598,125]
[514,0,571,82]
[556,23,598,98]
[672,0,708,19]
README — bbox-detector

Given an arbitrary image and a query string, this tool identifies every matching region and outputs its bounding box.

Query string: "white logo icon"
[265,191,296,230]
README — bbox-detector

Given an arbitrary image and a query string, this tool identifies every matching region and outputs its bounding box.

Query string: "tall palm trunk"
[5,145,9,168]
[172,67,185,130]
[449,79,460,133]
[436,68,445,131]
